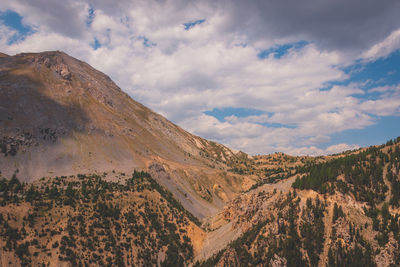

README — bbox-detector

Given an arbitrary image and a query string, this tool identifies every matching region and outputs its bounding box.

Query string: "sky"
[1,0,400,156]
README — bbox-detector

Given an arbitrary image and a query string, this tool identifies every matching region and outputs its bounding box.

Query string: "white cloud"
[0,24,16,47]
[0,0,89,38]
[3,31,92,58]
[360,97,400,117]
[180,110,368,155]
[362,29,400,61]
[286,143,360,156]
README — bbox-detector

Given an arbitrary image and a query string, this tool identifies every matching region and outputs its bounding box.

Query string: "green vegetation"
[0,171,197,266]
[300,197,326,266]
[2,136,400,266]
[327,241,375,267]
[363,203,400,248]
[195,193,326,267]
[129,170,201,226]
[290,137,400,266]
[293,137,400,206]
[328,219,376,267]
[386,145,400,206]
[332,203,345,224]
[0,172,23,205]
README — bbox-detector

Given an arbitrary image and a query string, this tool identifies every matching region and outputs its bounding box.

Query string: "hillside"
[0,171,204,266]
[2,138,400,266]
[195,138,400,266]
[0,51,255,219]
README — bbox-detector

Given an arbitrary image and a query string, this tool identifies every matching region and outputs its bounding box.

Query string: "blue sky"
[183,19,205,30]
[258,41,309,59]
[0,10,34,44]
[330,116,400,148]
[1,0,400,155]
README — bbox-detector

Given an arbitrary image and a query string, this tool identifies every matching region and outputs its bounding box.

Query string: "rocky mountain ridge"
[0,51,254,220]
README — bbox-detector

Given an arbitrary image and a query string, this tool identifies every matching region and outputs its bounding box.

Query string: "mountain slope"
[0,171,205,266]
[195,138,400,266]
[0,51,237,177]
[0,51,254,219]
[4,138,400,266]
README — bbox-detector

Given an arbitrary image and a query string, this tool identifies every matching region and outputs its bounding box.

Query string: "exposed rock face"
[222,189,280,230]
[34,54,71,80]
[270,254,287,267]
[0,131,35,156]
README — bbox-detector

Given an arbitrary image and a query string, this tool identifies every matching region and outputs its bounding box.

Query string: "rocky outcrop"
[222,189,279,230]
[270,254,287,267]
[34,52,71,80]
[0,130,36,156]
[0,127,67,157]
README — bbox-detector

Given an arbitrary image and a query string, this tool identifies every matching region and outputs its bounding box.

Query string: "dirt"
[318,201,334,267]
[194,221,242,263]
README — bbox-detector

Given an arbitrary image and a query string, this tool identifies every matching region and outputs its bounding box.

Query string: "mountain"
[195,138,400,266]
[1,51,400,267]
[0,51,254,219]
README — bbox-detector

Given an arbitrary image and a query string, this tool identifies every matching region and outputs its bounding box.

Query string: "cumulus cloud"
[0,0,399,155]
[359,88,400,116]
[0,0,89,38]
[180,112,366,156]
[286,144,360,156]
[0,24,16,46]
[362,29,400,61]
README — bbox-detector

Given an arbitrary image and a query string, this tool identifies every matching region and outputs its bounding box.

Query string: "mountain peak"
[0,51,251,219]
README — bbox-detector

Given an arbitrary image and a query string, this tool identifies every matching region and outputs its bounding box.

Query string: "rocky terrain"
[0,51,255,220]
[194,138,400,266]
[1,51,400,266]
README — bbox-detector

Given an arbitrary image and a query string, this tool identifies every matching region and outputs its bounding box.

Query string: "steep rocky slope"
[0,51,254,219]
[0,51,245,178]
